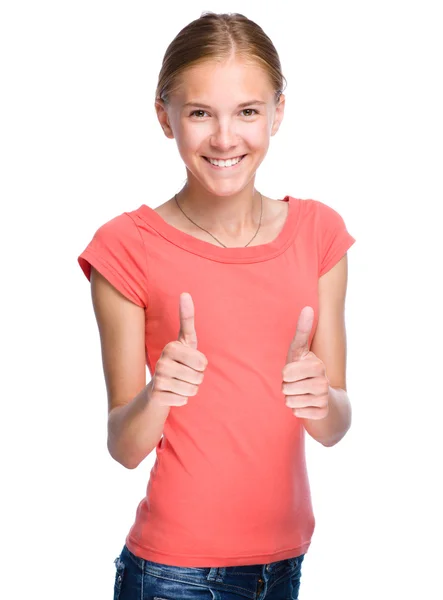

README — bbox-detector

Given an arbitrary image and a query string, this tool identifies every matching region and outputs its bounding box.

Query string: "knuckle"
[314,378,328,395]
[313,362,323,377]
[162,341,175,356]
[153,373,163,387]
[156,360,170,379]
[172,340,183,352]
[154,361,164,376]
[318,397,328,409]
[315,380,324,394]
[320,378,330,394]
[199,354,209,369]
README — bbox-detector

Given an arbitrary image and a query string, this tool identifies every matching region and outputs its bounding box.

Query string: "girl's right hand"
[150,292,208,407]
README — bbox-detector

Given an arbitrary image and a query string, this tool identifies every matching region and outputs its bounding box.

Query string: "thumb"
[286,306,314,364]
[178,292,198,350]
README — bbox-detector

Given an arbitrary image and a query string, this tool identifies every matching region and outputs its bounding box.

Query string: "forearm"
[107,379,171,469]
[302,386,352,447]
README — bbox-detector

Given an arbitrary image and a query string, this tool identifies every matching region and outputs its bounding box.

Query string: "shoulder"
[91,210,144,246]
[306,198,346,224]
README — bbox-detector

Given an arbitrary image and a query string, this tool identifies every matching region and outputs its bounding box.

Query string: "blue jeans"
[113,543,305,599]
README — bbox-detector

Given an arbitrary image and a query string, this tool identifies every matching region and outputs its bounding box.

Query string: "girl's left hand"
[282,306,330,420]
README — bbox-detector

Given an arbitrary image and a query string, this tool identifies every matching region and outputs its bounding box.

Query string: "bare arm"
[306,254,352,446]
[90,266,170,469]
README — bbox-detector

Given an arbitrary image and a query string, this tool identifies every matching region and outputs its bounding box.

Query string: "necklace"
[174,191,263,248]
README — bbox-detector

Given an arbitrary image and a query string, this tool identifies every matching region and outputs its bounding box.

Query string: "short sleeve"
[316,200,356,277]
[77,212,149,308]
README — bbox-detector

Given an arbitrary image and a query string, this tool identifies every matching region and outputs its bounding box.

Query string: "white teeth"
[207,156,243,167]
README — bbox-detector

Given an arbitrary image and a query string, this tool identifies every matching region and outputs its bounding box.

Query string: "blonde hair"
[155,12,287,105]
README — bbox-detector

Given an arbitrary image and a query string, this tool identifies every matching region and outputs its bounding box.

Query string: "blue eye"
[189,108,258,118]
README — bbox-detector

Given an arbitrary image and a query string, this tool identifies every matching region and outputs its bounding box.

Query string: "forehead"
[174,57,274,103]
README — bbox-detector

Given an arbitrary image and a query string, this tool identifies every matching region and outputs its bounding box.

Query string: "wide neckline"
[135,195,300,263]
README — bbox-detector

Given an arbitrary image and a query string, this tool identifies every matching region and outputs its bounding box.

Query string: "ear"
[271,93,285,137]
[154,99,175,139]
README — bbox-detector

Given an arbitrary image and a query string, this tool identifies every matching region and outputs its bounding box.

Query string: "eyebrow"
[183,100,267,109]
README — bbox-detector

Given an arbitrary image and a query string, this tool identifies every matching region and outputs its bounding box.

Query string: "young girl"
[78,11,355,600]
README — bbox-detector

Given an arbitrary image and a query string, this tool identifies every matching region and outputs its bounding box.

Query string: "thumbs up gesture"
[282,306,330,419]
[150,292,209,407]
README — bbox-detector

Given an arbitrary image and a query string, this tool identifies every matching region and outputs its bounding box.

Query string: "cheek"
[177,124,209,149]
[242,123,271,146]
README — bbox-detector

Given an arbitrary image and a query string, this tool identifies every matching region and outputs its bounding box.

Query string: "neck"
[175,186,262,237]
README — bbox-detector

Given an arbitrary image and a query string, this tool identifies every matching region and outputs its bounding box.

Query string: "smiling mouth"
[203,154,247,167]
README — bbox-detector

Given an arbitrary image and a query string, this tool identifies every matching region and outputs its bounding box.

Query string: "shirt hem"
[125,535,311,567]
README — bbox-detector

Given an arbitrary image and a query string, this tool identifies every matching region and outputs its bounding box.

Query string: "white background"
[1,1,442,598]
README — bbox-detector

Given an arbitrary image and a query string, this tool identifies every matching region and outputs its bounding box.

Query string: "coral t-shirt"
[77,195,356,568]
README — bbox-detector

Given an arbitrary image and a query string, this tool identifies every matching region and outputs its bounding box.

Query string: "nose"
[210,118,238,152]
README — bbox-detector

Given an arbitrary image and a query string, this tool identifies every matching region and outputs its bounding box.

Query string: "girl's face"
[155,55,285,197]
